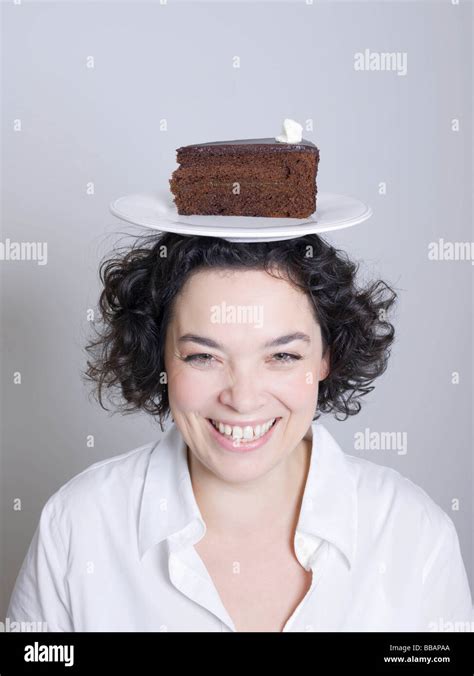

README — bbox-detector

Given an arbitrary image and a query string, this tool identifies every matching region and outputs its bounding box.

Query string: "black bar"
[0,631,473,674]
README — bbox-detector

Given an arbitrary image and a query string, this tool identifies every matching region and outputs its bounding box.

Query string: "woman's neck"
[187,437,312,542]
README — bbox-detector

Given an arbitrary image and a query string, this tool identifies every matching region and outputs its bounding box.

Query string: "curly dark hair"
[83,231,397,431]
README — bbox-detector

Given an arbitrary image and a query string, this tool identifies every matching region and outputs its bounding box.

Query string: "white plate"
[109,191,372,242]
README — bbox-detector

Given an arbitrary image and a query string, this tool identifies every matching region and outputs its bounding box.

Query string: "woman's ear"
[318,348,330,382]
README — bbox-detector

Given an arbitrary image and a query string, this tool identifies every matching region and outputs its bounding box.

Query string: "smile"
[210,418,277,441]
[205,417,281,453]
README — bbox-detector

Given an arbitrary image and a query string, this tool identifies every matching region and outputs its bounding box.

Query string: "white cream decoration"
[275,118,303,144]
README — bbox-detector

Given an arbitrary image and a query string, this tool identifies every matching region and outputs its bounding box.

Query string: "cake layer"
[172,188,316,218]
[169,137,319,218]
[172,156,315,187]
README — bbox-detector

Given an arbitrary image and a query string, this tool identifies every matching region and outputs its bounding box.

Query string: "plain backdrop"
[1,0,472,618]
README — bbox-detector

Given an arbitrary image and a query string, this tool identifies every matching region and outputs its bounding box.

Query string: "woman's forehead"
[166,268,320,342]
[168,300,320,347]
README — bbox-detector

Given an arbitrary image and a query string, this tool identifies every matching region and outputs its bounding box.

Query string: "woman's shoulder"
[336,443,472,623]
[343,448,457,544]
[42,438,163,522]
[316,423,454,534]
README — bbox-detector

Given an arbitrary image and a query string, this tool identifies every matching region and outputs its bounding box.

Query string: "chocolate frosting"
[177,137,319,154]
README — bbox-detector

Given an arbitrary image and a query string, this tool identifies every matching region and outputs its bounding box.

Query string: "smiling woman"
[7,232,473,633]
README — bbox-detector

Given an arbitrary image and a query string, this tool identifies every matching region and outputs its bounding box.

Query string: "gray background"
[1,0,472,619]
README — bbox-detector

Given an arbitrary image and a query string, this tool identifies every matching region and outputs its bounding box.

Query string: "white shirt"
[7,420,473,632]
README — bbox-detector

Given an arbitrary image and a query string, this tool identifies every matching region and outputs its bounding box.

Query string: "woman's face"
[164,268,330,483]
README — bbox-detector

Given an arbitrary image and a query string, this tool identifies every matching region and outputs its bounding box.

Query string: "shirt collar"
[296,422,358,569]
[138,423,203,559]
[138,420,357,569]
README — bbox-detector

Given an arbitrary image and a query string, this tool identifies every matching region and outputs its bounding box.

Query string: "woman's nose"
[218,369,266,412]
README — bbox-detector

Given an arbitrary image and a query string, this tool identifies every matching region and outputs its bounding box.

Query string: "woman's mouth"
[205,417,281,453]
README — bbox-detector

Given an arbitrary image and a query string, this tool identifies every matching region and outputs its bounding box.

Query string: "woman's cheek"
[167,364,219,411]
[271,367,319,409]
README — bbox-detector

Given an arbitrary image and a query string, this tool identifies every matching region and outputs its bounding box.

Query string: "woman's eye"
[183,353,215,365]
[183,353,301,366]
[272,353,302,363]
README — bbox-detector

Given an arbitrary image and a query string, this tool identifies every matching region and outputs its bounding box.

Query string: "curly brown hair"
[83,232,397,431]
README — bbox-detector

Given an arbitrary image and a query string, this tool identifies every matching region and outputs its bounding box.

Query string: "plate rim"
[109,191,373,239]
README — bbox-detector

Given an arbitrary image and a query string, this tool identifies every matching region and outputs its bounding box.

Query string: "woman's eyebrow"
[177,332,311,350]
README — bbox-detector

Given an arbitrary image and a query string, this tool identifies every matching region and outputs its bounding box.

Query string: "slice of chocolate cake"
[169,136,320,218]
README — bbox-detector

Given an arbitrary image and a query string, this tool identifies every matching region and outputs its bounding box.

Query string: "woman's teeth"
[210,418,276,441]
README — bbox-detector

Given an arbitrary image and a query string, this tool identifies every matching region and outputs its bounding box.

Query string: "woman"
[7,233,472,632]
